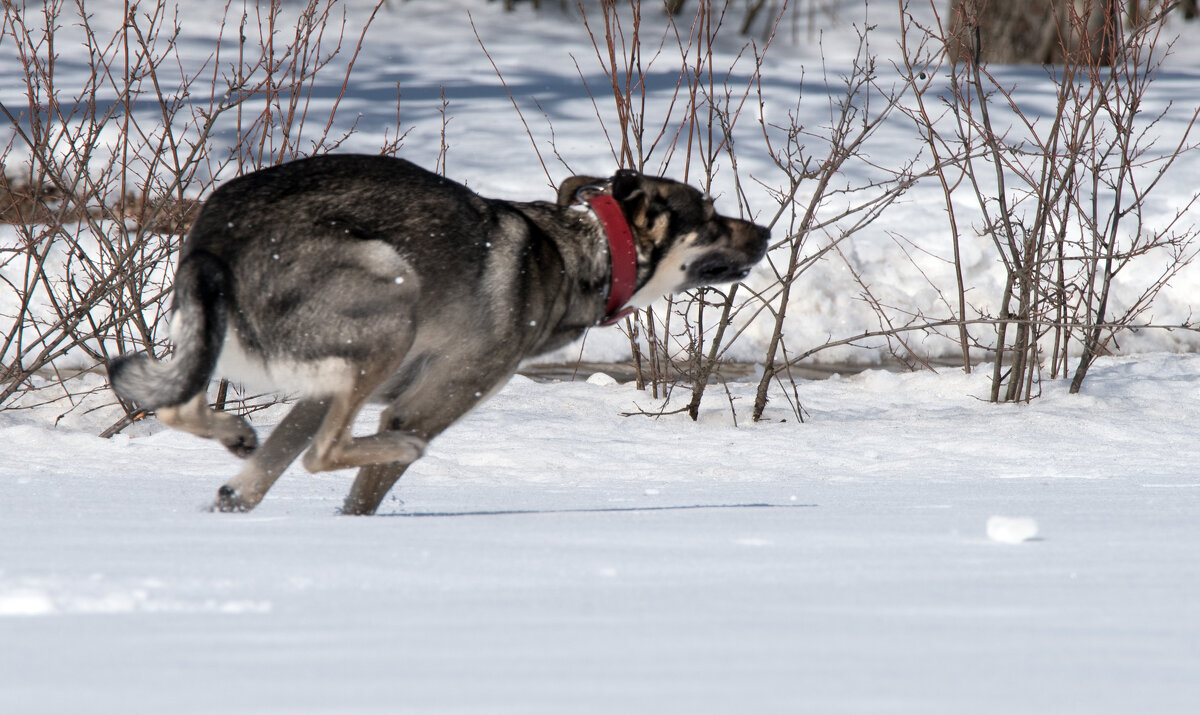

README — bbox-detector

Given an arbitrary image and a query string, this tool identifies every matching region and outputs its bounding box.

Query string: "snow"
[986,515,1040,544]
[3,1,1200,713]
[4,355,1200,713]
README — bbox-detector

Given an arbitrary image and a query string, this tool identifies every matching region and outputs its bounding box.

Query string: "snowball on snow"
[987,516,1040,544]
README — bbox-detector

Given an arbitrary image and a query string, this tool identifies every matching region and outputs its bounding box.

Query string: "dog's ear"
[556,175,606,207]
[610,169,655,229]
[610,169,644,203]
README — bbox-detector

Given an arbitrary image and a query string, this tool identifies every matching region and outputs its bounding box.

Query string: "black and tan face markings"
[633,182,728,252]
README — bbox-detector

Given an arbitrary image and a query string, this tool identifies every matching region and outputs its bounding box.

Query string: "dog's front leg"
[212,398,331,512]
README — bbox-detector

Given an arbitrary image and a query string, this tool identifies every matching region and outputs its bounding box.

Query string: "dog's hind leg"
[340,402,434,515]
[340,374,508,516]
[212,398,331,512]
[157,392,258,458]
[342,461,410,516]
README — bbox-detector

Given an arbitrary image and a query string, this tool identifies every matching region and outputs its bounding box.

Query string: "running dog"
[109,154,769,514]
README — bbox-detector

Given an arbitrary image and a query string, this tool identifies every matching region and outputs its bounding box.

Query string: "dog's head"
[558,170,769,307]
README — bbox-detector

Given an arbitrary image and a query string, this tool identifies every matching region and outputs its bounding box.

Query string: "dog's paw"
[340,498,378,517]
[211,485,251,513]
[219,429,258,459]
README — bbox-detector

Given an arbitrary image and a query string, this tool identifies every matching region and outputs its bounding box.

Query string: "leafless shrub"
[745,26,948,422]
[571,0,1199,418]
[0,0,400,422]
[7,0,1198,434]
[569,2,943,422]
[898,0,1200,402]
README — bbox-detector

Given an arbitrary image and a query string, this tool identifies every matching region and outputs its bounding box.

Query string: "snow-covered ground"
[3,1,1200,713]
[4,355,1200,713]
[4,0,1200,365]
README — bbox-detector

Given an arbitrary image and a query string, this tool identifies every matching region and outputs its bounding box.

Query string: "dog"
[108,154,769,515]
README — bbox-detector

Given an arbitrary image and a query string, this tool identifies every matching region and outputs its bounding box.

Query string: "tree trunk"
[947,0,1121,65]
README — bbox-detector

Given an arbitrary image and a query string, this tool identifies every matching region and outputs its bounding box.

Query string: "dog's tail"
[108,251,229,411]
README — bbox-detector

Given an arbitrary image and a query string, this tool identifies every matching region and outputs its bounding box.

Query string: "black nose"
[751,224,770,260]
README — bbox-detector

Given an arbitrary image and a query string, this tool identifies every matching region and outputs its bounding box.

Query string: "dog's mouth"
[681,257,753,291]
[685,255,755,288]
[670,223,769,293]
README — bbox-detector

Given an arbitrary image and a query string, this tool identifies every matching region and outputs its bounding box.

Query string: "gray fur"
[107,155,769,515]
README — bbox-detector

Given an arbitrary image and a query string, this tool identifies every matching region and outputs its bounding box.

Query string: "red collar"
[585,194,638,326]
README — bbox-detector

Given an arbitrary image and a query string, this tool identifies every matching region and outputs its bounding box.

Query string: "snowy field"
[3,1,1200,713]
[3,356,1200,713]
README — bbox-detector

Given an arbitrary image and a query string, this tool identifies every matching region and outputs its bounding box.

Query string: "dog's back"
[115,156,515,404]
